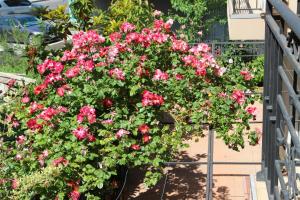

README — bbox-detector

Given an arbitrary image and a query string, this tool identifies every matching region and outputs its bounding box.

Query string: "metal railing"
[260,0,300,199]
[232,0,265,14]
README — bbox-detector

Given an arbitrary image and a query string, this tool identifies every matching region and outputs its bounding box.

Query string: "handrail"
[268,0,300,39]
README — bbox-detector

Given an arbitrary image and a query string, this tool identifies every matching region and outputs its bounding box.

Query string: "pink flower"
[21,96,30,103]
[30,102,44,114]
[72,126,89,140]
[61,50,77,61]
[69,190,80,200]
[72,30,105,49]
[7,79,16,88]
[138,124,150,134]
[109,68,125,80]
[38,150,48,167]
[195,66,207,76]
[15,154,22,160]
[153,10,162,17]
[52,157,68,167]
[131,144,141,150]
[101,119,113,125]
[57,106,68,113]
[219,92,227,98]
[115,129,130,139]
[142,90,164,107]
[240,70,253,81]
[109,32,122,43]
[164,19,174,30]
[154,19,164,30]
[82,60,95,72]
[214,66,227,77]
[150,32,169,43]
[153,69,169,81]
[172,39,189,52]
[197,31,203,36]
[11,179,19,190]
[56,85,71,97]
[57,87,65,97]
[120,22,136,33]
[77,106,96,124]
[37,107,59,121]
[189,43,210,55]
[231,90,245,105]
[12,120,20,128]
[37,59,64,75]
[65,66,80,78]
[16,135,26,145]
[246,106,257,116]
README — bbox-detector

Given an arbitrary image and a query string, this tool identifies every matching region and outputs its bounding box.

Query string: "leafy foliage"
[93,0,154,35]
[0,19,260,199]
[169,0,227,41]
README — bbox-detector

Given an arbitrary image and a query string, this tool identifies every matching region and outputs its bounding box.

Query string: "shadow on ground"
[123,152,230,200]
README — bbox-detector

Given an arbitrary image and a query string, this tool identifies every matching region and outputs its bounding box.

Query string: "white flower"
[228,58,233,64]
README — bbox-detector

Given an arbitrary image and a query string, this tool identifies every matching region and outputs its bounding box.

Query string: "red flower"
[72,126,89,140]
[175,74,184,80]
[240,70,253,81]
[131,144,141,150]
[138,124,150,134]
[34,83,47,95]
[52,157,69,167]
[142,90,164,107]
[27,118,42,130]
[87,134,96,142]
[102,98,113,108]
[142,134,151,143]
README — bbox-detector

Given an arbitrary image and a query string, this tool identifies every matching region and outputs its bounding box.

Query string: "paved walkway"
[124,102,264,199]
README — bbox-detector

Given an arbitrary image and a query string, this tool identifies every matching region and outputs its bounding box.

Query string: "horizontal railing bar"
[269,0,300,39]
[277,95,300,157]
[164,161,262,165]
[265,15,300,76]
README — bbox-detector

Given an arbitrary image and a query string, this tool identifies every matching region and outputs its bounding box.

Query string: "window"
[4,0,31,7]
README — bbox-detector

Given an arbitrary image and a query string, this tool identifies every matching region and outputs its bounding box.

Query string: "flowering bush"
[0,18,259,199]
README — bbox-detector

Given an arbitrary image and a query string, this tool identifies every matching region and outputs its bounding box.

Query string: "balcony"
[228,0,266,40]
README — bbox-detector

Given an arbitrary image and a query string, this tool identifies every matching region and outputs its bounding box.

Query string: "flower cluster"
[142,90,164,106]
